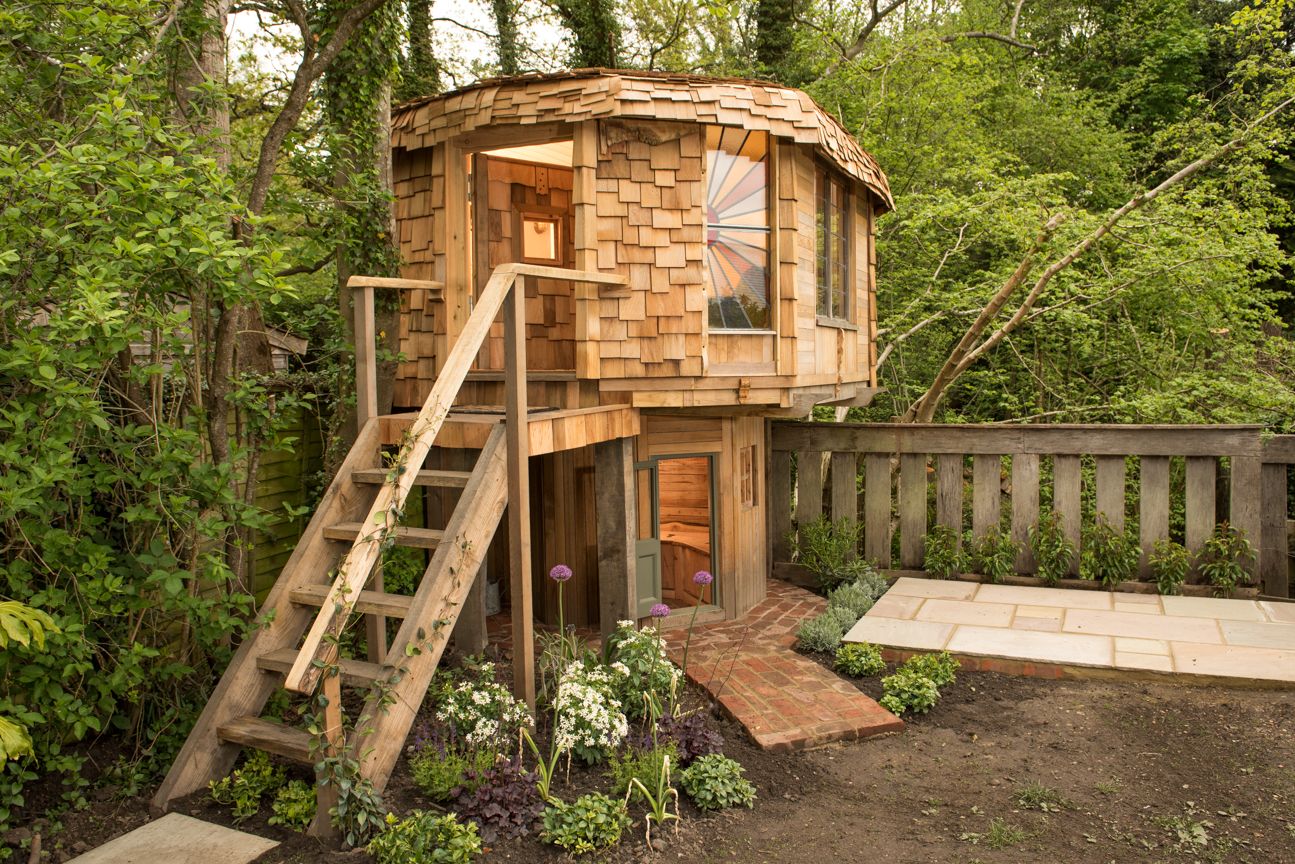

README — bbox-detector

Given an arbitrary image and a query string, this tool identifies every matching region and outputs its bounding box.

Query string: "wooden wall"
[392,145,446,408]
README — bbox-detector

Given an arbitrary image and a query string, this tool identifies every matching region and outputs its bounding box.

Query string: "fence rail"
[769,422,1294,598]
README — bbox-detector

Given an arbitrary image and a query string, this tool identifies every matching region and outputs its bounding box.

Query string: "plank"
[352,284,377,432]
[347,275,445,292]
[1259,463,1289,597]
[323,523,443,550]
[1138,457,1170,580]
[795,449,823,526]
[1094,456,1126,532]
[451,563,488,655]
[308,672,344,838]
[216,717,312,764]
[595,436,636,637]
[863,453,891,567]
[289,585,414,618]
[935,454,963,536]
[351,468,472,488]
[1052,455,1082,576]
[505,276,535,709]
[972,455,1002,539]
[899,454,927,569]
[1229,456,1262,580]
[1185,457,1217,580]
[256,649,384,688]
[831,451,858,524]
[66,813,278,864]
[769,449,793,564]
[1011,453,1039,574]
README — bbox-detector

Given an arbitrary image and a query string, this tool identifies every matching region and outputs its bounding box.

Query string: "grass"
[1014,782,1066,813]
[961,817,1027,850]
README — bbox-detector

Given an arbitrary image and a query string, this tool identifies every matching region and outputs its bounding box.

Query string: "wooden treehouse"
[154,69,893,828]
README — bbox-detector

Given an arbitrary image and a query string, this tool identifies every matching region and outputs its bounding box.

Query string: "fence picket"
[1052,455,1082,576]
[972,455,1002,539]
[1139,457,1170,579]
[1095,456,1126,531]
[1011,454,1040,573]
[899,454,927,568]
[936,454,963,539]
[795,449,823,527]
[770,450,792,566]
[831,451,858,525]
[864,453,891,567]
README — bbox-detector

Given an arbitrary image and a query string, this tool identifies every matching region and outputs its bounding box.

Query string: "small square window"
[521,215,560,262]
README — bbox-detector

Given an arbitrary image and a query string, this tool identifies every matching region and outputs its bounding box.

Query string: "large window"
[705,128,770,330]
[816,166,851,322]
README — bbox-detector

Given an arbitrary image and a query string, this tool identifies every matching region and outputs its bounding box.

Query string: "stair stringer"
[150,419,383,811]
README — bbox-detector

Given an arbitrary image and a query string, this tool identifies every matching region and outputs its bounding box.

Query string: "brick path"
[662,579,902,751]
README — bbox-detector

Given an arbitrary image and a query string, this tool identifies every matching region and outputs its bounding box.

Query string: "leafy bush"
[603,619,682,720]
[826,576,887,620]
[1197,522,1255,597]
[608,742,678,801]
[879,668,940,716]
[268,780,316,831]
[1149,538,1191,596]
[970,528,1019,583]
[368,811,482,864]
[436,662,532,750]
[923,525,968,578]
[834,642,887,677]
[450,757,544,842]
[1081,516,1139,588]
[678,754,756,811]
[410,745,496,803]
[209,751,285,822]
[796,610,848,654]
[540,793,631,854]
[1030,511,1076,586]
[795,516,867,591]
[901,651,959,688]
[646,713,724,765]
[552,663,629,765]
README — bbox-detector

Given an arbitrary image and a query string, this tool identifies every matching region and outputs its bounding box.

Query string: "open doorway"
[635,455,717,615]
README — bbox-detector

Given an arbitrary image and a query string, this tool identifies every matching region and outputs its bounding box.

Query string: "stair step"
[256,649,386,688]
[323,522,443,549]
[217,716,314,764]
[351,468,472,488]
[289,584,415,618]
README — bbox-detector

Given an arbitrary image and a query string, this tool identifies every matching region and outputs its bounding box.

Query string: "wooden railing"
[770,423,1295,598]
[286,264,626,696]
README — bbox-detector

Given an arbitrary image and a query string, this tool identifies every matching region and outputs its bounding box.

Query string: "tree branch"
[819,0,909,79]
[275,254,333,278]
[938,31,1038,53]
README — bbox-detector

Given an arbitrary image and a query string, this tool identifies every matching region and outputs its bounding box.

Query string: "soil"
[29,669,1295,863]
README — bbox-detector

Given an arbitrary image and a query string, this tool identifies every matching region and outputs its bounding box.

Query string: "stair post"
[504,274,535,709]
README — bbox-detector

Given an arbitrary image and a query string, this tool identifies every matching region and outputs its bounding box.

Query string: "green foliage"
[1031,511,1077,587]
[970,528,1019,584]
[826,573,887,620]
[603,619,682,721]
[879,668,941,717]
[450,758,544,843]
[435,662,532,750]
[678,754,756,811]
[1197,522,1255,597]
[1081,516,1140,588]
[0,602,57,760]
[329,773,385,849]
[923,526,969,579]
[1149,538,1191,596]
[900,651,959,689]
[833,642,887,678]
[796,608,852,654]
[795,516,868,591]
[268,780,316,832]
[552,663,629,765]
[1014,783,1066,813]
[410,746,496,803]
[540,793,631,854]
[608,742,678,801]
[367,811,482,864]
[209,752,285,822]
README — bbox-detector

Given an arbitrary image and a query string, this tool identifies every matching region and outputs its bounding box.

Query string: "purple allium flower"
[692,570,713,586]
[549,564,573,582]
[650,603,671,619]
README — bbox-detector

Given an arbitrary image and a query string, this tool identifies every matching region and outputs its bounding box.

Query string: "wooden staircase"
[150,263,627,830]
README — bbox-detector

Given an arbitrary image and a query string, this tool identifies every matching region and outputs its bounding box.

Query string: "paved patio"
[847,577,1295,685]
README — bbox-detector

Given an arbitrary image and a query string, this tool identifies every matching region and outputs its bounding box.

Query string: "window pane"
[706,128,768,229]
[521,217,558,260]
[707,227,769,329]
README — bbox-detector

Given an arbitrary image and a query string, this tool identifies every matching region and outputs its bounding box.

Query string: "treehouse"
[154,69,892,831]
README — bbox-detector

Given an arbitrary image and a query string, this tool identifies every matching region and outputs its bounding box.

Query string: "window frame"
[815,163,854,327]
[517,212,563,265]
[704,127,774,333]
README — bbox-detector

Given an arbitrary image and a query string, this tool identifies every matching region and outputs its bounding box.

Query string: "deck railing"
[770,422,1295,598]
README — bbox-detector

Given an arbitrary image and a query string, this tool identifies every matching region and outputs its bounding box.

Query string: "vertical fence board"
[1052,455,1082,576]
[1138,456,1170,579]
[1011,453,1040,573]
[1095,456,1126,531]
[831,451,859,525]
[770,450,792,564]
[899,454,928,569]
[795,449,823,526]
[1259,463,1288,597]
[972,455,1002,539]
[936,454,963,541]
[1185,457,1216,575]
[1230,456,1262,580]
[864,453,891,567]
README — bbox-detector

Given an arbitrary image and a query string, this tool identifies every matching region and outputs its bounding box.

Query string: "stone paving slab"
[68,813,277,864]
[846,577,1295,686]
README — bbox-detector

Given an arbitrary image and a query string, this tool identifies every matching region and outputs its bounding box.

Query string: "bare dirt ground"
[38,671,1295,863]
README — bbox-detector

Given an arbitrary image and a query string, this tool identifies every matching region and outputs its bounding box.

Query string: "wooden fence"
[769,423,1294,598]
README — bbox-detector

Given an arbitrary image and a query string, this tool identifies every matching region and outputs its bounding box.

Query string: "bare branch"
[275,255,333,278]
[938,31,1038,53]
[819,0,909,79]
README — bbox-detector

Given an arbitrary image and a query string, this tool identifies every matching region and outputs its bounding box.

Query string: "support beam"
[505,277,535,709]
[451,563,489,655]
[595,436,636,637]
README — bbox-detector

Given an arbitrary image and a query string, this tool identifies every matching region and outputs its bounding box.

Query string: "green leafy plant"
[209,751,285,822]
[961,817,1027,849]
[540,792,631,854]
[552,663,629,765]
[268,780,316,831]
[796,610,848,654]
[435,662,532,750]
[367,811,482,864]
[1014,783,1066,813]
[834,642,887,677]
[627,752,681,843]
[451,758,545,843]
[826,575,887,620]
[1149,538,1191,595]
[795,516,867,591]
[608,742,678,800]
[603,619,682,721]
[410,744,496,803]
[0,602,57,759]
[970,528,1019,584]
[328,768,385,849]
[522,728,562,805]
[643,713,724,766]
[1197,522,1255,597]
[678,754,756,811]
[1081,516,1140,588]
[923,525,968,579]
[879,668,940,716]
[1030,511,1076,586]
[901,651,959,688]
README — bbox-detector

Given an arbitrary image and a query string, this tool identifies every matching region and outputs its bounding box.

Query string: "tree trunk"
[491,0,521,75]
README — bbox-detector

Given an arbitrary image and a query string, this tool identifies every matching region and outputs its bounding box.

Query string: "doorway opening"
[634,455,718,617]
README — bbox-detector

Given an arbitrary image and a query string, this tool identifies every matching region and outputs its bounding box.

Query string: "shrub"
[901,651,959,688]
[368,811,482,864]
[1030,511,1076,587]
[410,745,496,803]
[678,754,756,811]
[1149,538,1191,596]
[826,576,886,620]
[879,668,940,716]
[923,525,968,579]
[795,516,867,591]
[553,663,629,765]
[451,757,545,843]
[1081,516,1139,588]
[1197,522,1255,597]
[970,528,1018,583]
[647,713,724,765]
[540,793,631,854]
[268,780,316,831]
[834,642,886,677]
[436,662,532,750]
[796,610,847,654]
[608,742,678,801]
[209,751,284,822]
[603,619,682,720]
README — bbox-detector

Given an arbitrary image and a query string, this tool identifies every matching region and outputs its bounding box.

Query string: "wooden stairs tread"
[217,716,313,765]
[323,522,443,549]
[256,649,386,688]
[289,584,415,618]
[351,468,472,488]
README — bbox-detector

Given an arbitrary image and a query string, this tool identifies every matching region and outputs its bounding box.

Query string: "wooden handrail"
[289,264,626,694]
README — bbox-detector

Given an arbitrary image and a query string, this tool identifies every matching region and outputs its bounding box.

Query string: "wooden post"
[1052,455,1082,576]
[1139,456,1171,579]
[831,451,858,525]
[308,671,343,840]
[1011,453,1039,574]
[1095,455,1126,532]
[972,455,1001,539]
[1259,463,1289,597]
[504,275,535,709]
[899,454,926,569]
[352,284,386,664]
[935,454,963,539]
[451,563,489,655]
[863,453,891,567]
[795,450,823,525]
[1185,456,1216,579]
[769,449,793,564]
[1230,455,1262,583]
[595,437,636,637]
